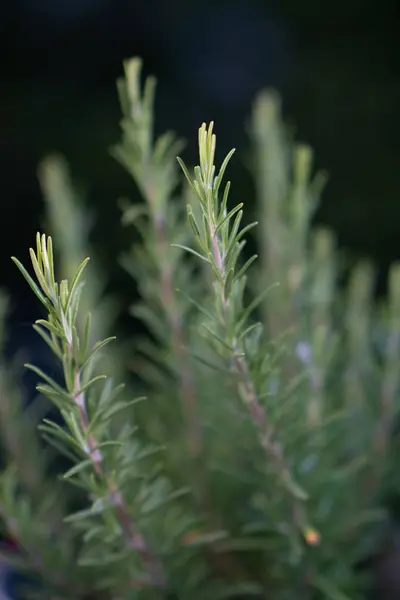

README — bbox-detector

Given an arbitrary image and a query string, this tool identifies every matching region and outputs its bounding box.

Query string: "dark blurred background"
[1,0,399,347]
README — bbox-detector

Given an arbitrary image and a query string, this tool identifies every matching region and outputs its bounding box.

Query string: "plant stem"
[210,226,294,483]
[150,197,249,585]
[72,350,166,589]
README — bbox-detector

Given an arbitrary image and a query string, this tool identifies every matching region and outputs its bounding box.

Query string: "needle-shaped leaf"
[11,257,48,306]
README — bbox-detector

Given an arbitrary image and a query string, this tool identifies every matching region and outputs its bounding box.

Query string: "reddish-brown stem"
[152,205,248,583]
[210,225,303,504]
[72,361,166,589]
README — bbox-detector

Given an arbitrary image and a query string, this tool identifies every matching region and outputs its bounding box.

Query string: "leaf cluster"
[0,58,399,600]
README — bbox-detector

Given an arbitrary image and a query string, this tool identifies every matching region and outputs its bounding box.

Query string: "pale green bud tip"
[252,90,281,135]
[294,145,313,186]
[124,57,142,108]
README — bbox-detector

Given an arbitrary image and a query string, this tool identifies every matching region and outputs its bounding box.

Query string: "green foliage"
[0,293,83,598]
[1,57,400,599]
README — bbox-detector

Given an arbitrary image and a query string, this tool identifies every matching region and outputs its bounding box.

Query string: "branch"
[12,233,167,591]
[71,337,166,589]
[178,122,318,546]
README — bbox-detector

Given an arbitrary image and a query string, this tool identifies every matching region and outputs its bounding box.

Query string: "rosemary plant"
[0,57,399,600]
[111,59,203,467]
[0,293,82,599]
[12,235,167,596]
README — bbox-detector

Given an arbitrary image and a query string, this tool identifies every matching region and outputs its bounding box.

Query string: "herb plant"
[0,58,399,600]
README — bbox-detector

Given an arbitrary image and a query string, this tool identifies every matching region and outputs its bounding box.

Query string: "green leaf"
[35,319,64,339]
[64,507,100,524]
[95,441,123,450]
[77,550,129,566]
[63,459,94,480]
[207,251,225,286]
[187,207,201,238]
[174,290,213,323]
[64,257,90,312]
[25,363,69,397]
[154,131,177,163]
[215,203,243,235]
[224,210,243,258]
[32,324,62,358]
[143,74,156,116]
[120,202,148,226]
[82,524,105,543]
[183,530,228,547]
[141,487,191,515]
[214,148,236,193]
[235,220,258,244]
[215,537,281,552]
[226,240,246,275]
[224,267,235,298]
[97,379,125,409]
[80,337,116,370]
[234,254,258,283]
[61,409,85,443]
[40,432,79,463]
[313,575,354,600]
[46,234,56,290]
[238,322,263,343]
[282,477,308,501]
[11,257,48,306]
[74,375,107,397]
[29,248,52,298]
[202,325,234,352]
[100,397,144,423]
[171,243,209,263]
[219,181,231,221]
[237,283,279,331]
[177,157,197,196]
[80,312,92,362]
[36,385,70,409]
[189,352,231,374]
[72,324,80,362]
[39,420,81,451]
